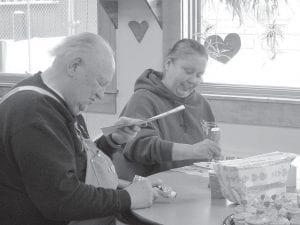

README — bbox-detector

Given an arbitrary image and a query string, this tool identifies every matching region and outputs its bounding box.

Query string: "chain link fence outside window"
[0,0,98,73]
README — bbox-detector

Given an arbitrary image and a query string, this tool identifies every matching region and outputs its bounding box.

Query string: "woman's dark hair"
[166,39,208,61]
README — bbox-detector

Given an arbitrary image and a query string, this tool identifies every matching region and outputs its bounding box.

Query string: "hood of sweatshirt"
[134,69,204,108]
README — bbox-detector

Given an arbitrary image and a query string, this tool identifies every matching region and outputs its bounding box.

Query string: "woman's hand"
[172,139,221,161]
[191,139,221,161]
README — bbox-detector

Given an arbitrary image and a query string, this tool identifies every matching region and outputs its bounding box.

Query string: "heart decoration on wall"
[128,20,149,43]
[204,33,241,64]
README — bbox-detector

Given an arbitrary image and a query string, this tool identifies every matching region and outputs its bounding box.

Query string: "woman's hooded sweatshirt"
[116,69,215,179]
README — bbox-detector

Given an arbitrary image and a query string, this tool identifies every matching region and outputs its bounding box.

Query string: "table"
[132,170,235,225]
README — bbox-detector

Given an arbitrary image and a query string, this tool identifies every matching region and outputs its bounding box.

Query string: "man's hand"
[110,117,142,145]
[124,178,155,209]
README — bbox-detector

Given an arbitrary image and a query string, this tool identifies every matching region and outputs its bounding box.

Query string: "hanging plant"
[262,20,284,59]
[200,0,289,61]
[220,0,287,24]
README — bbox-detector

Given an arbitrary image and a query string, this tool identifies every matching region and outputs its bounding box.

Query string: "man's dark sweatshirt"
[0,73,131,225]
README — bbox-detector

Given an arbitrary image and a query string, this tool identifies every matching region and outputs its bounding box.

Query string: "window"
[182,0,300,88]
[0,0,117,113]
[180,0,300,128]
[0,0,98,74]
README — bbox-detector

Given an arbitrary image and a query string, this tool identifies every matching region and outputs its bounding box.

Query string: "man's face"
[67,51,114,115]
[163,54,207,98]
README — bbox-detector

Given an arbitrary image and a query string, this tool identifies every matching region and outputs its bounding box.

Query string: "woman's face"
[163,53,207,98]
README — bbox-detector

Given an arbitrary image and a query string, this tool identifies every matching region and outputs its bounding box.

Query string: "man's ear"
[67,57,82,77]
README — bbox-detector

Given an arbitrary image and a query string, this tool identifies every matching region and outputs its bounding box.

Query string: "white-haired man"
[0,32,158,225]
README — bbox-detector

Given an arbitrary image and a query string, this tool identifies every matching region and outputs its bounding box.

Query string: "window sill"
[204,94,300,105]
[199,83,300,128]
[87,90,118,114]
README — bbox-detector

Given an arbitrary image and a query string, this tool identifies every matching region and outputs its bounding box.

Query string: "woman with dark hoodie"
[113,39,221,180]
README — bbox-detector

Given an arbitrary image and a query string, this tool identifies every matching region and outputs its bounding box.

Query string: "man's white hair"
[50,32,115,65]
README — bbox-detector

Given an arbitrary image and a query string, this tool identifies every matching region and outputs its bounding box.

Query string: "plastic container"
[209,171,224,199]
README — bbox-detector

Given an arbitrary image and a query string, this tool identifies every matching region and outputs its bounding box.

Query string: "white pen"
[101,105,185,135]
[147,105,185,122]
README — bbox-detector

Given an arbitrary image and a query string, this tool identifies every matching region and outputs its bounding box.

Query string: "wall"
[86,1,299,159]
[85,0,162,137]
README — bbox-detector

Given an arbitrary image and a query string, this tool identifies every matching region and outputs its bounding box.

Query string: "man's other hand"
[110,117,142,144]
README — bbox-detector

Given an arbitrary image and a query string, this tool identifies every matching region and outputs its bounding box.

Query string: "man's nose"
[95,87,105,100]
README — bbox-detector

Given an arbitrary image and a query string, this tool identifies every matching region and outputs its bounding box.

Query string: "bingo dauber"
[154,184,177,199]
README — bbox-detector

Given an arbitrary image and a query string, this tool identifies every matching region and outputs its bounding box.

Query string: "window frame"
[163,0,300,128]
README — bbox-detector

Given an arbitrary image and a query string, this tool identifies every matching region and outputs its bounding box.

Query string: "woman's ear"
[164,58,172,72]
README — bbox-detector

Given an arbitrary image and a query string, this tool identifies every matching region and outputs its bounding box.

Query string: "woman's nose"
[189,74,202,84]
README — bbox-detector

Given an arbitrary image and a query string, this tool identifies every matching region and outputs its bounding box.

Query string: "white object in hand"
[101,105,185,135]
[208,127,221,144]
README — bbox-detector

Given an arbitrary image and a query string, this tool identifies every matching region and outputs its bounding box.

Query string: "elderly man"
[0,33,157,225]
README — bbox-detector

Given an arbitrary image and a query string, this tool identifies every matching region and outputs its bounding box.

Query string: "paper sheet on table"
[101,105,185,135]
[171,165,210,177]
[193,162,216,170]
